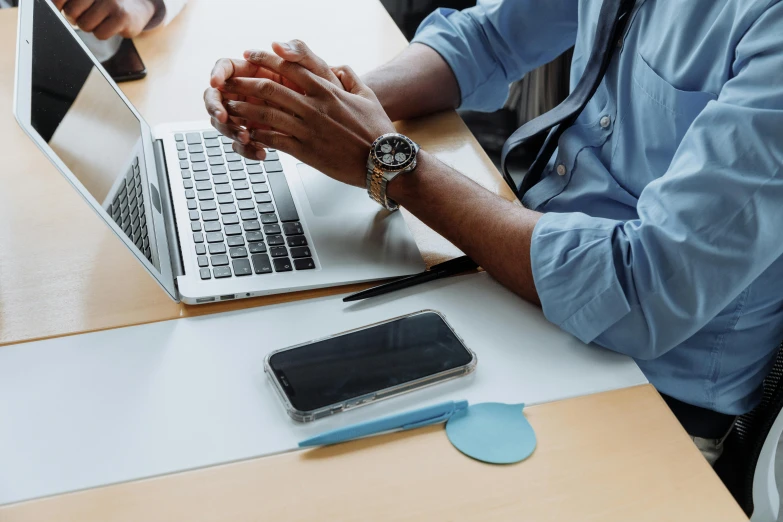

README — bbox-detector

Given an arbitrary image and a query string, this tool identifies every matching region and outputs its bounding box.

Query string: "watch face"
[373,134,415,170]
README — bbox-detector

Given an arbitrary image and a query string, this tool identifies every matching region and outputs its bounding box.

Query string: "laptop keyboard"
[176,131,316,280]
[110,156,153,263]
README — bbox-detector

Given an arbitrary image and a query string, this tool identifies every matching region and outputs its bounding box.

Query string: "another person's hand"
[53,0,157,40]
[204,40,396,188]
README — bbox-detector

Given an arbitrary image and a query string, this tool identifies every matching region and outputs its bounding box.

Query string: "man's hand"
[204,40,396,188]
[53,0,157,40]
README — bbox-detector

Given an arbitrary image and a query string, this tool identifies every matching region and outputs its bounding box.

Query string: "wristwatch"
[366,133,420,211]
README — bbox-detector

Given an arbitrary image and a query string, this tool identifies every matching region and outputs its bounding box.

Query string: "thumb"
[272,39,341,87]
[332,65,373,98]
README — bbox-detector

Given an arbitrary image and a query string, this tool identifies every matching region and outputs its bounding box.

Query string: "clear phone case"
[264,310,477,422]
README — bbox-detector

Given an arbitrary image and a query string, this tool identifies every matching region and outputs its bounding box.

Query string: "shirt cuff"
[531,212,632,344]
[146,0,186,30]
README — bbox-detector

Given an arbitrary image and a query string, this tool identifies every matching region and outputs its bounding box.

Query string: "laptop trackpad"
[297,163,380,217]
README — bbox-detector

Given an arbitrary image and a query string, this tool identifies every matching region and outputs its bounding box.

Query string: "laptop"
[13,0,424,304]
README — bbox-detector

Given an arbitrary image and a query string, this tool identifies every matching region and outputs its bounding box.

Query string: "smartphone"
[265,310,477,422]
[101,38,146,82]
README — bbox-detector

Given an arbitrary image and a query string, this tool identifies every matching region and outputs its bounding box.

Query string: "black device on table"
[101,38,146,82]
[265,310,477,422]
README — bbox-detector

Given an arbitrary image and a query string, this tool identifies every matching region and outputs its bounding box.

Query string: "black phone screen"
[268,312,473,413]
[101,38,146,82]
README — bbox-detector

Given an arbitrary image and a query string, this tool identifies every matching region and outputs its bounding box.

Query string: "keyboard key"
[270,246,288,258]
[294,258,316,270]
[273,257,293,272]
[205,138,221,148]
[211,255,229,266]
[179,160,189,170]
[224,224,243,236]
[189,210,199,221]
[230,246,249,258]
[215,184,232,195]
[249,174,266,184]
[183,179,194,189]
[194,171,211,182]
[188,144,203,154]
[202,210,219,221]
[186,132,201,144]
[251,254,273,274]
[253,185,270,196]
[213,175,229,185]
[227,236,245,247]
[223,144,234,153]
[198,190,215,201]
[240,210,257,221]
[221,135,233,144]
[209,243,227,254]
[175,133,184,142]
[247,164,263,174]
[282,222,304,236]
[200,268,211,280]
[246,231,264,243]
[257,203,275,213]
[217,193,234,204]
[204,221,221,232]
[213,266,232,278]
[249,242,267,254]
[290,246,312,258]
[238,200,255,211]
[178,151,187,161]
[264,160,283,172]
[207,232,224,243]
[211,165,227,175]
[190,153,206,163]
[207,147,222,157]
[266,235,284,246]
[209,156,225,166]
[185,189,196,199]
[203,130,219,139]
[198,255,209,267]
[192,162,208,172]
[233,180,250,190]
[235,190,252,200]
[220,203,237,214]
[265,151,279,161]
[191,222,202,232]
[195,244,206,255]
[193,232,204,243]
[187,200,198,210]
[245,158,261,165]
[177,142,186,152]
[222,214,239,225]
[243,220,261,231]
[195,181,212,191]
[267,172,299,222]
[232,258,252,276]
[200,200,217,211]
[287,235,307,247]
[264,224,282,235]
[260,213,278,224]
[228,162,245,172]
[225,152,242,162]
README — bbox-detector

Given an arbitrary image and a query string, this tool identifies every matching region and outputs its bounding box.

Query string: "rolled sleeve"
[411,0,578,112]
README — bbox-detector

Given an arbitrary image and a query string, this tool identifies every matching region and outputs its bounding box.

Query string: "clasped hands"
[204,40,396,189]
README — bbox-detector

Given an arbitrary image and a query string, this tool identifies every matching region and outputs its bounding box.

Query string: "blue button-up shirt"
[413,0,783,415]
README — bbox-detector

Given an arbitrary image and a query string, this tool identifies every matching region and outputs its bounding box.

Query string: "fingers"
[272,39,342,88]
[204,87,231,124]
[210,117,250,145]
[232,141,267,161]
[331,65,373,97]
[74,0,112,33]
[60,0,94,20]
[93,15,125,40]
[243,48,323,94]
[223,100,309,139]
[245,129,304,160]
[210,58,259,89]
[52,0,69,9]
[221,77,310,117]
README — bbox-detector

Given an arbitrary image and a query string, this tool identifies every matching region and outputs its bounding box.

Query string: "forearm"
[362,43,460,122]
[387,151,541,305]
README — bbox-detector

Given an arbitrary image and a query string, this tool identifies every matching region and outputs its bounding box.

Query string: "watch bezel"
[370,133,417,172]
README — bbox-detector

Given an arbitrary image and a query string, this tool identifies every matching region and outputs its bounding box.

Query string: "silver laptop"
[13,0,424,304]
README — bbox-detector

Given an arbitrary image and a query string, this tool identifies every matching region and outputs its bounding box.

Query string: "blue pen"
[298,400,469,448]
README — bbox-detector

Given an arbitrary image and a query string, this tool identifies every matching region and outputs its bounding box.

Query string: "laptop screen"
[29,0,157,268]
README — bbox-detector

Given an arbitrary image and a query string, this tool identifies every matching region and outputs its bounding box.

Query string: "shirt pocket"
[611,54,717,191]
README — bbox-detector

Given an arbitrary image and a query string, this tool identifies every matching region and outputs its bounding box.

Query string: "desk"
[0,1,747,521]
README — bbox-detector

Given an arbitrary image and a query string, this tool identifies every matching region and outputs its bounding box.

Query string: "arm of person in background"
[52,0,186,40]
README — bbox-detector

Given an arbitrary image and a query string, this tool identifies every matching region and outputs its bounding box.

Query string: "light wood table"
[0,2,747,521]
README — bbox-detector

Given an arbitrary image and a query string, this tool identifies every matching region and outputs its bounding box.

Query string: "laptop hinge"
[153,139,185,279]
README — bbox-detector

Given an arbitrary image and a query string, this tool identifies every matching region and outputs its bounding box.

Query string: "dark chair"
[716,342,783,520]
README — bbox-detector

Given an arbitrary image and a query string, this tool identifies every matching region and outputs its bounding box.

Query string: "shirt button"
[556,164,567,176]
[600,116,611,129]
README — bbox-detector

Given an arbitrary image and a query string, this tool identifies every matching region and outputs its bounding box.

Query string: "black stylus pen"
[342,255,480,303]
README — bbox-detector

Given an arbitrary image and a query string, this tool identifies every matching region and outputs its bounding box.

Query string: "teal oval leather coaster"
[445,402,536,464]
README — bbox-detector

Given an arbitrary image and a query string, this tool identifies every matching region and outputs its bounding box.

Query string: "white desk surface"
[0,272,646,505]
